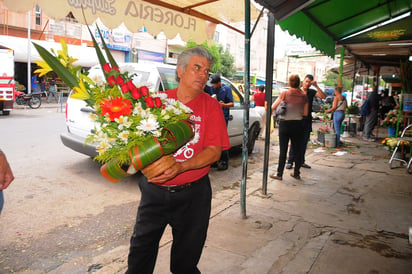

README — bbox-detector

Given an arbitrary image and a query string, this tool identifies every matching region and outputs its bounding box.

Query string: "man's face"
[302,77,312,89]
[177,55,210,93]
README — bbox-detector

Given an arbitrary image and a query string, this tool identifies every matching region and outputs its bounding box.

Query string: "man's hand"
[0,152,14,191]
[148,146,221,185]
[147,162,183,184]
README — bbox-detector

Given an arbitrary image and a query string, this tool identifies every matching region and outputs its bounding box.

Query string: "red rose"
[131,88,141,99]
[145,96,154,108]
[107,75,116,86]
[154,97,162,108]
[103,63,111,73]
[140,86,149,97]
[126,80,135,90]
[116,75,124,85]
[112,66,120,72]
[120,83,129,93]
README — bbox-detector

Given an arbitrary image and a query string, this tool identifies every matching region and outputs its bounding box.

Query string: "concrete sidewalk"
[49,128,412,274]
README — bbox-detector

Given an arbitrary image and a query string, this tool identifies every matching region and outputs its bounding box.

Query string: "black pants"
[220,120,229,164]
[127,175,212,274]
[287,119,310,165]
[277,120,304,177]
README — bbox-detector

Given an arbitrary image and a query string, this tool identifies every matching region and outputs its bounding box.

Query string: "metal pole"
[350,59,357,103]
[262,12,275,195]
[240,0,251,219]
[27,11,31,94]
[338,47,344,87]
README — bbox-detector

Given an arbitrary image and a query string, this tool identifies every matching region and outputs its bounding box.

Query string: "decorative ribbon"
[100,119,194,182]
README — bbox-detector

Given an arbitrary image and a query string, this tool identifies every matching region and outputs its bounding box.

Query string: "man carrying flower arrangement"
[126,47,230,274]
[33,27,229,273]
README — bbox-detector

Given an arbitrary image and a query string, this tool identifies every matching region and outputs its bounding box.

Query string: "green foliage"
[219,45,236,78]
[346,102,360,115]
[185,40,235,78]
[323,72,352,90]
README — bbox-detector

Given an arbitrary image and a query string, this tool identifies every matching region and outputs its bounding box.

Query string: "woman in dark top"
[270,75,308,180]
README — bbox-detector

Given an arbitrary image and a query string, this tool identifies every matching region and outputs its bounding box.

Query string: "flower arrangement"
[33,25,194,182]
[382,109,399,128]
[313,111,332,122]
[381,137,410,152]
[318,125,333,134]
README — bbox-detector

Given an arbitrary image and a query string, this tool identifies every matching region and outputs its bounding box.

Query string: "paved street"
[49,111,412,273]
[2,102,412,273]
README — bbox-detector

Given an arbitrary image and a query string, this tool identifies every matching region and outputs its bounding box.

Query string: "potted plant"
[346,102,360,115]
[382,109,400,137]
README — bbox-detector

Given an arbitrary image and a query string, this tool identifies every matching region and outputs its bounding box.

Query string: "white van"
[60,62,261,157]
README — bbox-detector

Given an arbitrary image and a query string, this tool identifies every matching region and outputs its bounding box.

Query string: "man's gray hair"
[176,46,214,81]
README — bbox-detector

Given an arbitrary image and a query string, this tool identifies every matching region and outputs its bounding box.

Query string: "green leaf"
[96,25,119,68]
[32,42,78,89]
[86,24,108,72]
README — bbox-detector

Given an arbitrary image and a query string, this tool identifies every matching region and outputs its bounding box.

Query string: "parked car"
[312,97,325,113]
[60,62,262,158]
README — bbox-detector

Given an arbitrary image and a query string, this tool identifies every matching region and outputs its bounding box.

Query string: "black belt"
[154,178,203,193]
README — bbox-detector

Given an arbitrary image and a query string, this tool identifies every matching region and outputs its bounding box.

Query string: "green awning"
[277,12,336,58]
[273,0,412,58]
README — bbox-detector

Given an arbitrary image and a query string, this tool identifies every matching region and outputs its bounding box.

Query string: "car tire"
[247,122,260,154]
[2,110,10,115]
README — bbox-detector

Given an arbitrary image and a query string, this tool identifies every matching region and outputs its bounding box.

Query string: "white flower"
[115,116,132,130]
[137,116,160,133]
[153,92,168,100]
[179,103,193,113]
[104,115,111,123]
[165,98,177,106]
[90,113,98,121]
[118,130,130,144]
[173,108,183,115]
[133,102,143,115]
[161,109,170,120]
[97,139,112,154]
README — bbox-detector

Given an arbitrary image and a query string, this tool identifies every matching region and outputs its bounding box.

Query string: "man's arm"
[312,81,326,99]
[147,146,222,184]
[221,85,234,108]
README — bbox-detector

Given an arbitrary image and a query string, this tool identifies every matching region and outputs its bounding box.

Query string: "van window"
[87,66,154,90]
[157,67,179,91]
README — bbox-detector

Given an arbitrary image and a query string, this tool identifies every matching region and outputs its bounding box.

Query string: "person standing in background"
[0,149,14,215]
[40,77,47,99]
[270,74,308,180]
[47,77,58,103]
[325,86,347,147]
[362,87,381,142]
[204,73,234,170]
[253,85,267,138]
[31,73,40,93]
[286,74,326,170]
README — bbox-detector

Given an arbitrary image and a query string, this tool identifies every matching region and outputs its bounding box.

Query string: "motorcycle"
[14,90,42,109]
